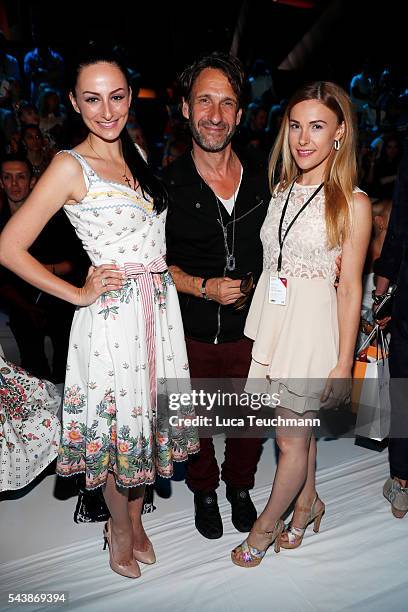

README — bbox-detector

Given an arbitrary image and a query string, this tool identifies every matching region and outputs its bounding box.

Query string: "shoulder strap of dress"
[57,150,95,188]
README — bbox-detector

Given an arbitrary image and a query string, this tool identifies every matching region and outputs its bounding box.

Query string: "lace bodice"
[260,182,343,282]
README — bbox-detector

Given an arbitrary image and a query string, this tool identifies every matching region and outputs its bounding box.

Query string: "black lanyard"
[277,180,324,273]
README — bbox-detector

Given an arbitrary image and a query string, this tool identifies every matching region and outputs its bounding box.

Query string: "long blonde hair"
[268,81,357,248]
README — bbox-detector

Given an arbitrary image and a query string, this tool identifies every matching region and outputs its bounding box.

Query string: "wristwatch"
[200,278,211,300]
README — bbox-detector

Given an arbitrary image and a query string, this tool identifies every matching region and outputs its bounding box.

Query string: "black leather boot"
[226,485,257,532]
[194,490,223,539]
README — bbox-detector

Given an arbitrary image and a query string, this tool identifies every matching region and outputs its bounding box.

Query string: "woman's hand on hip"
[76,264,125,306]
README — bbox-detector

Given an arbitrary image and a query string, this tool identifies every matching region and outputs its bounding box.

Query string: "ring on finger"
[101,278,107,287]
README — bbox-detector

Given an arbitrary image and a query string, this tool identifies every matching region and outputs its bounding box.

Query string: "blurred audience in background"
[0,26,408,384]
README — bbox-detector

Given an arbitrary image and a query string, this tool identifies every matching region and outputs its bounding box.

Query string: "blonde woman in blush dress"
[231,81,372,567]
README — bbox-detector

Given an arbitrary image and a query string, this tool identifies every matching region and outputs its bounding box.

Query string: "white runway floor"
[1,316,407,612]
[1,435,406,612]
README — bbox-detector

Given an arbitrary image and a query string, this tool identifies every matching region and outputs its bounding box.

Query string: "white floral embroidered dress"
[245,182,361,413]
[56,151,198,489]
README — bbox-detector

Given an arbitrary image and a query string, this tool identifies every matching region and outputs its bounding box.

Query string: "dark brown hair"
[178,51,245,107]
[69,43,167,214]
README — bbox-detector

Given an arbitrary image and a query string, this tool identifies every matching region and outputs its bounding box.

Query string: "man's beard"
[189,117,236,153]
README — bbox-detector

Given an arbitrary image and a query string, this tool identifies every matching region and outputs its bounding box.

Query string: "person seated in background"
[0,105,17,148]
[23,25,64,105]
[16,100,40,129]
[350,61,375,127]
[0,155,87,382]
[0,341,61,493]
[161,124,190,168]
[18,124,54,178]
[0,30,21,110]
[9,101,58,161]
[371,134,403,200]
[236,102,268,152]
[127,121,148,155]
[247,58,275,104]
[263,100,286,151]
[376,66,399,128]
[160,104,190,168]
[38,88,66,139]
[357,136,376,194]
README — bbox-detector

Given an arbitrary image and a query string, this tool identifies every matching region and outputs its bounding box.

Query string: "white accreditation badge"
[269,275,287,305]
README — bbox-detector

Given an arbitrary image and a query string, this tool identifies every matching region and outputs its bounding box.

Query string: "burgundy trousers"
[185,337,263,492]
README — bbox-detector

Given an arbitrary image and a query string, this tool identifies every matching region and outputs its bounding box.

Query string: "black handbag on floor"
[74,483,156,523]
[74,486,110,523]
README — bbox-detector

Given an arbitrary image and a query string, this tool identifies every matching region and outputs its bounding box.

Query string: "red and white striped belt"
[122,256,167,410]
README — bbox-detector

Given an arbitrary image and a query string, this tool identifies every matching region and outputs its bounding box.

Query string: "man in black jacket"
[163,52,270,539]
[374,152,408,518]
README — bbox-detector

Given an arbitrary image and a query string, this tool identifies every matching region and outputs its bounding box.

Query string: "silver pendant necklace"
[191,151,239,272]
[215,194,236,271]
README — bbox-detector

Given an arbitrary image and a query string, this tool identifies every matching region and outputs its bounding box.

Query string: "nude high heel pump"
[280,493,325,550]
[103,519,141,578]
[133,540,156,565]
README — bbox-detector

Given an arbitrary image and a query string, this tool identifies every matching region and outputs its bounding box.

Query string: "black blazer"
[162,149,270,343]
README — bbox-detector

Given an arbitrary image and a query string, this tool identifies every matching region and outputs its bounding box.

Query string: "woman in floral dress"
[0,45,199,578]
[0,344,61,492]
